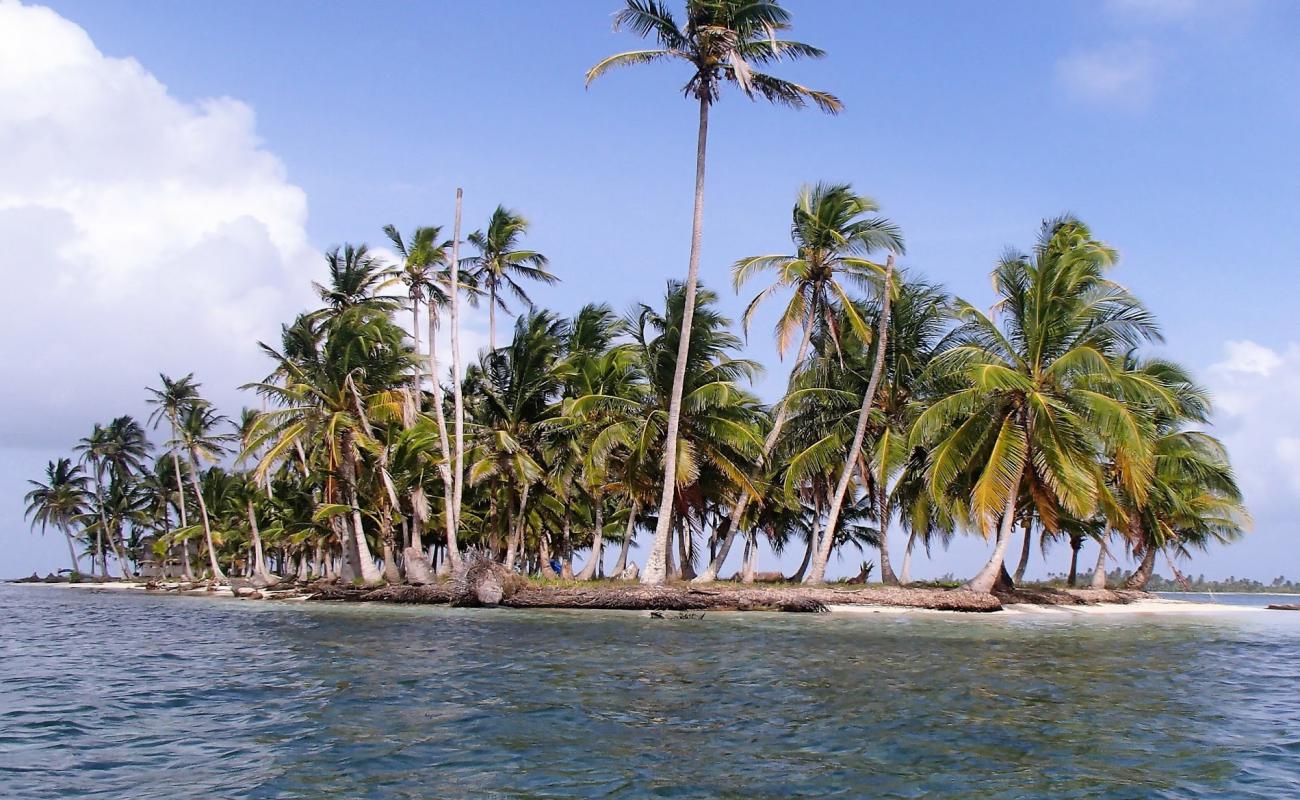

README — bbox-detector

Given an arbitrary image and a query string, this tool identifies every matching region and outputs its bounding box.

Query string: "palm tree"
[146,373,207,579]
[696,183,902,582]
[25,458,90,575]
[588,0,840,585]
[911,218,1163,593]
[385,223,461,570]
[75,416,150,578]
[463,205,556,352]
[173,404,236,580]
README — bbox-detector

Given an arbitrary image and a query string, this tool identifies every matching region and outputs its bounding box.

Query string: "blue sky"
[2,0,1297,581]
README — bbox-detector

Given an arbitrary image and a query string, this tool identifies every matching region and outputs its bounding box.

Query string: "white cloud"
[0,0,319,447]
[1056,41,1158,107]
[1206,340,1300,509]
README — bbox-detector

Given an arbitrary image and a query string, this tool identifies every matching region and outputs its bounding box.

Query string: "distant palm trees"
[588,0,841,585]
[24,458,90,575]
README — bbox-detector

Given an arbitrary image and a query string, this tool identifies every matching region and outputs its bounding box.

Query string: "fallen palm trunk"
[306,582,1003,613]
[996,587,1150,606]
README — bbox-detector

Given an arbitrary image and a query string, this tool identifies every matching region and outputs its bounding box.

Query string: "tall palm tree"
[385,223,461,570]
[173,404,236,580]
[25,458,90,575]
[588,0,840,585]
[146,373,207,578]
[911,218,1163,593]
[75,416,150,579]
[464,206,556,352]
[696,183,902,582]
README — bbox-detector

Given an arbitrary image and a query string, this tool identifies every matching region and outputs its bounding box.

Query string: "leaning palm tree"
[173,405,236,581]
[696,183,902,582]
[910,217,1163,593]
[588,0,840,584]
[463,206,556,352]
[25,458,90,575]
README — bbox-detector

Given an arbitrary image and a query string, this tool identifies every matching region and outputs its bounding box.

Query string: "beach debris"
[1266,604,1300,611]
[449,549,525,607]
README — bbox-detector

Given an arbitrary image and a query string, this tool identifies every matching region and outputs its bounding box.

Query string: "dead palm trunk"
[1013,517,1033,584]
[642,94,709,585]
[575,495,604,581]
[806,257,894,584]
[427,302,460,572]
[1090,536,1109,589]
[184,452,224,582]
[695,301,817,583]
[449,188,466,570]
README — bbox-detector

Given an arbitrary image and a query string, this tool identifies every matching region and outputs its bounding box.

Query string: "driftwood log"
[307,582,1004,613]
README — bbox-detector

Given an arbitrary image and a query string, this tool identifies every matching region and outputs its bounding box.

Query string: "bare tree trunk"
[379,504,402,584]
[410,298,423,401]
[427,306,460,572]
[877,483,898,585]
[560,502,575,579]
[613,501,638,576]
[807,257,894,584]
[1090,537,1109,589]
[790,520,816,583]
[340,430,382,584]
[741,530,758,584]
[1013,516,1033,584]
[695,302,816,583]
[576,497,604,581]
[63,526,82,575]
[643,95,709,586]
[449,188,466,570]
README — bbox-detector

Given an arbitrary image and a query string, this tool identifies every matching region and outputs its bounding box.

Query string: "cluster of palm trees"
[23,1,1248,593]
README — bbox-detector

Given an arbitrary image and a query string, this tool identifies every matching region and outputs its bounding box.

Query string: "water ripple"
[3,585,1300,798]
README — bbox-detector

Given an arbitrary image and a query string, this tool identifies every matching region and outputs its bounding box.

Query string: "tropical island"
[19,0,1250,613]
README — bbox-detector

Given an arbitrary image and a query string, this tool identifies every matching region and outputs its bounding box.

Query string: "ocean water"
[2,584,1299,799]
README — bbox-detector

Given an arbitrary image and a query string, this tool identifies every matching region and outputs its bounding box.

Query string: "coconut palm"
[173,404,236,580]
[25,458,90,575]
[696,182,902,582]
[910,217,1164,593]
[587,0,840,584]
[146,373,207,576]
[463,206,556,352]
[75,417,150,578]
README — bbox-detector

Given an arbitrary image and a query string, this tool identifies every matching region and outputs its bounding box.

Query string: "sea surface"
[2,584,1299,799]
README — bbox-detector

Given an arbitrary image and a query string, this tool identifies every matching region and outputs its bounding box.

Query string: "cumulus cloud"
[1056,41,1158,107]
[1206,340,1300,515]
[0,0,321,448]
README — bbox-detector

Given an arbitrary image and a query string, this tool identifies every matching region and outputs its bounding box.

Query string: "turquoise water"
[2,584,1299,798]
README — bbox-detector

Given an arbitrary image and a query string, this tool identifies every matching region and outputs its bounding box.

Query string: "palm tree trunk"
[180,539,194,582]
[1067,534,1082,587]
[877,481,898,585]
[790,516,817,583]
[678,519,695,581]
[962,471,1022,593]
[339,430,382,584]
[807,257,894,584]
[246,498,271,584]
[379,503,402,584]
[62,526,82,575]
[411,298,423,398]
[1124,544,1158,590]
[427,305,460,572]
[576,496,604,581]
[489,284,497,353]
[741,530,758,583]
[1090,537,1109,589]
[613,501,639,577]
[642,94,710,586]
[185,454,225,581]
[1013,517,1033,584]
[504,484,531,570]
[695,301,817,583]
[899,530,916,585]
[561,501,575,579]
[449,188,466,569]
